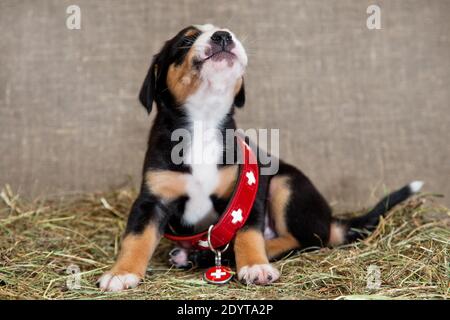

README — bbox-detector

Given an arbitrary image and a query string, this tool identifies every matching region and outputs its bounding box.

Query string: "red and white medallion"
[204,266,233,285]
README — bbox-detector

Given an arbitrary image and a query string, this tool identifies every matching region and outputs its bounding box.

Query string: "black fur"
[277,161,333,248]
[335,183,418,243]
[233,78,245,107]
[139,27,201,113]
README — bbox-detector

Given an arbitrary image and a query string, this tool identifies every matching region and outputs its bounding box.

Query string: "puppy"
[98,24,423,291]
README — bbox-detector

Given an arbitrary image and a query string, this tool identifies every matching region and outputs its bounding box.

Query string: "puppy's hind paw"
[169,247,191,268]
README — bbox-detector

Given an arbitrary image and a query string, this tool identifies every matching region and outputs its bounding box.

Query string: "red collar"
[164,138,259,250]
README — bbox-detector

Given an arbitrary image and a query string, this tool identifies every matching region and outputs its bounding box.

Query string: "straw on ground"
[0,185,448,299]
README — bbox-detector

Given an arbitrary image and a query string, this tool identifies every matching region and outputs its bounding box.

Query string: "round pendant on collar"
[204,266,233,284]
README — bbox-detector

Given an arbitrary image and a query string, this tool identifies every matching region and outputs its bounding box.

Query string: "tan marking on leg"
[110,224,160,278]
[166,49,201,104]
[233,77,243,95]
[234,229,269,270]
[265,235,300,260]
[145,170,187,200]
[328,222,346,247]
[268,176,291,235]
[214,165,238,198]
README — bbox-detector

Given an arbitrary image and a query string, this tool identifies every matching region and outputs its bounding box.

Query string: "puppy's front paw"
[97,272,141,292]
[238,264,280,285]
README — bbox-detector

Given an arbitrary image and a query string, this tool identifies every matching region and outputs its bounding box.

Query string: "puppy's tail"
[328,181,424,246]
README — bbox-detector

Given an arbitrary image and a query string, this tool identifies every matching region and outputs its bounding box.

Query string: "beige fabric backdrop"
[1,0,449,210]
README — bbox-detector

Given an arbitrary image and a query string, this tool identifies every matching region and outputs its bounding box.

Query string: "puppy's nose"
[210,31,233,47]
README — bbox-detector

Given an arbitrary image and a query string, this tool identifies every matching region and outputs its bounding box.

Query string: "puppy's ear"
[233,78,245,108]
[139,58,158,113]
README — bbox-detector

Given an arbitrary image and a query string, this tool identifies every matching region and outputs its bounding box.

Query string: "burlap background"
[1,0,449,210]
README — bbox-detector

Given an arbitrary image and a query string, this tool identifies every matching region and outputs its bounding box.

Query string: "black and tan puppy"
[98,24,423,291]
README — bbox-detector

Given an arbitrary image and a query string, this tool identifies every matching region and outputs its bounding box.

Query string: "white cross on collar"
[231,209,243,224]
[246,171,256,185]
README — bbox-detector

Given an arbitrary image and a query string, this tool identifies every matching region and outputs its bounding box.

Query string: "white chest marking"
[180,61,242,227]
[183,142,220,227]
[181,85,231,226]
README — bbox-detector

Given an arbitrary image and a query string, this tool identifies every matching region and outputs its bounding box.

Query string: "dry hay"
[0,185,448,300]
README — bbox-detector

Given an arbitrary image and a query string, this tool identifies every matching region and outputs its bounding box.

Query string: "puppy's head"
[139,24,247,113]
